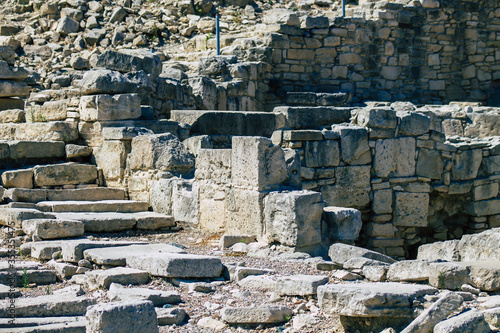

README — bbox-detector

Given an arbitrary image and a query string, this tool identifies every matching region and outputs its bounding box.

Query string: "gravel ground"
[2,228,346,332]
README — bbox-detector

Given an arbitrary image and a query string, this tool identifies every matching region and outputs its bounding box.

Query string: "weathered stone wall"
[263,0,500,106]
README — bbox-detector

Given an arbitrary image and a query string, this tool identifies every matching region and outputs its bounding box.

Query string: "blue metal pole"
[342,0,345,17]
[216,13,220,56]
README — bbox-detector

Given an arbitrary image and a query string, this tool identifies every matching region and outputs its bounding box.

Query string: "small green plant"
[37,113,46,122]
[22,267,29,288]
[46,285,50,294]
[438,271,445,288]
[29,106,35,122]
[205,33,213,49]
[283,313,292,322]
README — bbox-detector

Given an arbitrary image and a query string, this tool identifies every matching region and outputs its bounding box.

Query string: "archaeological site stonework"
[0,0,499,331]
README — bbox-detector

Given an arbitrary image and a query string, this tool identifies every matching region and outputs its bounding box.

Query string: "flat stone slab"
[85,267,149,290]
[133,212,175,230]
[318,282,438,317]
[276,275,329,296]
[61,239,146,262]
[328,243,397,266]
[0,81,29,98]
[0,316,84,329]
[221,306,293,325]
[84,244,186,266]
[273,106,353,129]
[156,308,186,326]
[237,275,277,291]
[387,260,433,282]
[0,269,56,287]
[47,188,126,201]
[22,219,84,240]
[85,300,158,333]
[37,200,148,213]
[33,163,97,187]
[0,283,20,299]
[29,241,62,260]
[0,321,86,332]
[127,253,223,278]
[108,283,181,306]
[54,212,137,233]
[8,141,65,159]
[0,208,55,228]
[0,295,95,317]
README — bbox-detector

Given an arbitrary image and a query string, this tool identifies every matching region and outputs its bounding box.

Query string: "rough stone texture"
[318,282,437,317]
[387,260,432,282]
[276,275,329,296]
[8,141,65,159]
[231,136,287,190]
[397,112,431,136]
[79,70,135,95]
[374,137,416,178]
[80,94,141,121]
[428,262,470,290]
[335,125,371,165]
[1,169,33,188]
[393,192,429,227]
[322,206,362,242]
[86,300,158,333]
[127,253,223,278]
[33,163,97,186]
[108,283,181,307]
[156,307,186,326]
[0,294,95,317]
[61,240,145,262]
[22,219,84,239]
[128,133,194,173]
[264,190,324,249]
[416,148,443,179]
[357,108,397,129]
[94,49,162,77]
[85,267,150,290]
[0,60,29,80]
[451,149,482,181]
[433,309,490,333]
[0,208,54,228]
[55,212,137,233]
[321,166,371,209]
[221,306,293,324]
[328,243,396,266]
[273,106,351,129]
[0,81,29,97]
[224,188,265,237]
[401,291,464,333]
[304,140,340,168]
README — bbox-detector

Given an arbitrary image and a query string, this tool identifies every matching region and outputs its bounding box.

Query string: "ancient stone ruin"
[0,0,499,332]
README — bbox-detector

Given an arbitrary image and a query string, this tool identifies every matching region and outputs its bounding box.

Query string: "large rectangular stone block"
[273,106,352,129]
[195,149,231,184]
[374,137,416,178]
[199,183,226,233]
[451,149,482,180]
[321,166,371,209]
[225,188,265,237]
[231,136,287,190]
[80,93,141,121]
[0,80,29,97]
[264,190,324,248]
[8,141,65,159]
[33,163,97,186]
[393,192,429,227]
[305,140,340,168]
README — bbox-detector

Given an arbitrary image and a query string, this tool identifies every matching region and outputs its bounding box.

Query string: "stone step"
[36,200,149,213]
[0,316,84,329]
[0,294,96,317]
[0,207,55,228]
[60,239,147,262]
[0,321,86,332]
[284,92,348,107]
[170,110,277,137]
[108,283,181,306]
[0,269,57,287]
[0,122,78,142]
[83,243,186,267]
[22,219,84,240]
[85,267,150,290]
[273,106,353,130]
[53,211,174,233]
[5,187,126,203]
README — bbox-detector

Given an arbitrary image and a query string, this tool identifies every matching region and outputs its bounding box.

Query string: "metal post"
[216,13,220,56]
[342,0,345,17]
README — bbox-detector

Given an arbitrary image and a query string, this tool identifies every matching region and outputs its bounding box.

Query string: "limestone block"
[422,0,440,8]
[108,283,181,307]
[483,155,500,175]
[22,219,84,239]
[442,119,464,136]
[128,133,194,173]
[0,97,24,111]
[276,275,329,296]
[386,260,432,282]
[333,125,371,165]
[273,106,351,130]
[323,206,362,242]
[434,309,490,333]
[79,70,135,95]
[183,135,213,157]
[102,127,154,141]
[56,16,79,35]
[36,99,68,121]
[263,9,300,26]
[225,188,265,237]
[417,240,460,262]
[195,149,231,184]
[318,282,437,317]
[321,166,371,208]
[0,80,29,97]
[397,112,431,136]
[473,183,499,201]
[372,189,392,214]
[416,148,443,179]
[451,149,482,180]
[30,241,62,259]
[61,240,146,263]
[0,208,54,228]
[428,262,469,290]
[0,60,29,80]
[222,306,293,325]
[328,243,396,266]
[94,49,162,77]
[8,141,65,159]
[455,229,500,261]
[126,253,222,278]
[393,192,429,227]
[0,109,24,123]
[85,267,149,290]
[264,190,324,249]
[356,108,397,129]
[231,136,287,190]
[0,294,95,317]
[466,260,500,291]
[66,144,92,159]
[80,94,141,122]
[199,183,226,233]
[304,140,340,168]
[1,169,33,188]
[401,291,463,333]
[86,300,158,333]
[5,122,79,142]
[172,179,199,224]
[150,178,174,215]
[374,137,416,178]
[467,199,500,216]
[93,140,127,182]
[33,163,97,186]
